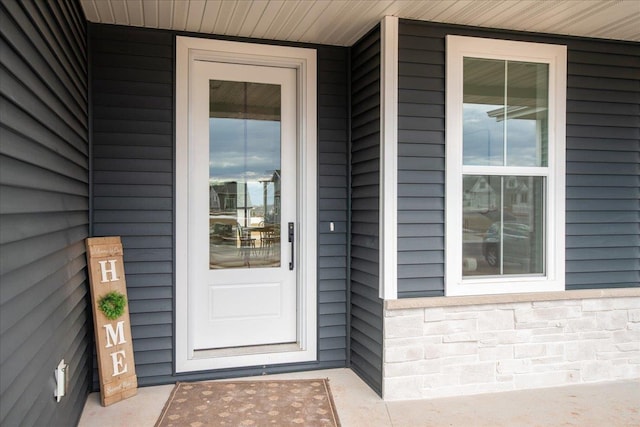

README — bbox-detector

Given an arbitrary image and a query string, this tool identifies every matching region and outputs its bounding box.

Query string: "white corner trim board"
[380,16,399,300]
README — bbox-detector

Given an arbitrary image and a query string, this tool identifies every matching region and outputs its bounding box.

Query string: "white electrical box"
[54,359,68,402]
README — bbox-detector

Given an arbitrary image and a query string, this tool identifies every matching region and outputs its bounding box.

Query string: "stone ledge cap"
[385,287,640,311]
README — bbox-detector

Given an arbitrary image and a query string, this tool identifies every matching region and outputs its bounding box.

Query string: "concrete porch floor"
[79,368,639,426]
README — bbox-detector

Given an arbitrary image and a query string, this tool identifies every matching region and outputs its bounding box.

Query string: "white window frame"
[445,35,567,296]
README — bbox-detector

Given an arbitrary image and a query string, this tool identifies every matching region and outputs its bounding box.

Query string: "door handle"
[288,222,294,270]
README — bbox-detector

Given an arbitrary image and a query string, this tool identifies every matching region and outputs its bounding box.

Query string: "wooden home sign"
[86,236,137,406]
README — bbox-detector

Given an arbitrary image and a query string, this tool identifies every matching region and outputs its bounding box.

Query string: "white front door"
[176,37,317,372]
[190,60,297,351]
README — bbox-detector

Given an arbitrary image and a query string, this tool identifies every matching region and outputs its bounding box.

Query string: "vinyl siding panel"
[397,20,639,297]
[0,1,90,426]
[89,24,349,386]
[316,46,349,367]
[350,26,383,396]
[90,24,174,387]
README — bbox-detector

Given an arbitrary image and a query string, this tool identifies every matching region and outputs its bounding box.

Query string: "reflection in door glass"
[209,80,281,269]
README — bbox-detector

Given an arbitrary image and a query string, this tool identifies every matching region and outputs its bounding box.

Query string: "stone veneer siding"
[383,289,640,400]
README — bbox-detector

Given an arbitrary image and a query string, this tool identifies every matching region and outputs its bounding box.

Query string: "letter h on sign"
[98,259,119,283]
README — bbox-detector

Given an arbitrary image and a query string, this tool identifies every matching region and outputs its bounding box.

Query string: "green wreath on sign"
[98,291,127,320]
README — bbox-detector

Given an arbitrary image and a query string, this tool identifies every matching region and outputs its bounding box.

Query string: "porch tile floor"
[79,368,640,426]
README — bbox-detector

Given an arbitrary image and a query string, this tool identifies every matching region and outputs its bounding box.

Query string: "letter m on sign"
[104,321,127,348]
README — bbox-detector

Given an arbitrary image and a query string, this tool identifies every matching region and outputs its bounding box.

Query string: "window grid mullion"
[503,61,508,167]
[462,166,550,176]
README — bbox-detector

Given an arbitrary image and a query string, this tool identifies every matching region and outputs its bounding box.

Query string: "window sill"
[385,287,640,311]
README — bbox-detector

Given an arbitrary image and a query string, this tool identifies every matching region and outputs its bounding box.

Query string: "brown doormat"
[155,379,341,427]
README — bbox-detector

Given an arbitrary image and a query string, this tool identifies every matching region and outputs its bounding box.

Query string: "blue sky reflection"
[463,104,541,167]
[210,117,280,205]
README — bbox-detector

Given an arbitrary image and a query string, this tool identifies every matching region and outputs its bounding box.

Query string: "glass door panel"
[208,81,282,269]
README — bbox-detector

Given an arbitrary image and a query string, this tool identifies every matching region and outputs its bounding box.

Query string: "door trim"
[175,36,317,373]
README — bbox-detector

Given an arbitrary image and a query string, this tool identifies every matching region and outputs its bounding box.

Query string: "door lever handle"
[288,222,294,270]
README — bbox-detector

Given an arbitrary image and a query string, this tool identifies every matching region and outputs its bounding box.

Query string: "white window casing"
[445,35,567,296]
[175,36,317,372]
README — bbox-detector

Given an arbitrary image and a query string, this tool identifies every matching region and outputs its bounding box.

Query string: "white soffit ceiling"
[80,0,640,45]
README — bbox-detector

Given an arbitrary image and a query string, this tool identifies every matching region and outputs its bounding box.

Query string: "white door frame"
[175,36,317,373]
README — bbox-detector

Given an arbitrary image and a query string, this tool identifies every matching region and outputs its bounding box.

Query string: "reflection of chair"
[211,222,234,244]
[237,224,256,249]
[260,225,277,248]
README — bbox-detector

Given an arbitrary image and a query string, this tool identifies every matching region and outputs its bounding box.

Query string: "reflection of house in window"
[210,187,221,211]
[504,178,531,218]
[209,182,252,216]
[258,169,281,225]
[464,176,497,211]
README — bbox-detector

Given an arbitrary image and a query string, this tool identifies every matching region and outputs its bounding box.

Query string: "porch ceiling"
[80,0,640,46]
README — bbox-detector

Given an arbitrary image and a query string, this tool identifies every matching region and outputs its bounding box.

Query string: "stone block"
[596,350,640,361]
[440,354,479,366]
[385,308,421,318]
[384,359,441,377]
[444,311,480,320]
[423,318,477,336]
[628,309,640,323]
[596,310,629,331]
[385,314,423,338]
[421,373,458,389]
[529,326,565,336]
[383,376,424,400]
[610,361,640,379]
[581,360,612,381]
[441,342,479,357]
[530,361,581,373]
[478,345,514,361]
[477,310,515,331]
[423,307,446,322]
[513,370,579,389]
[384,345,424,363]
[447,304,487,313]
[531,332,580,343]
[385,336,439,348]
[565,317,598,333]
[612,329,640,345]
[580,331,611,340]
[515,321,551,330]
[424,343,443,360]
[496,359,531,374]
[515,305,582,323]
[565,341,597,362]
[582,298,617,312]
[615,342,640,352]
[478,331,518,346]
[514,343,547,358]
[443,332,477,343]
[496,374,514,382]
[612,297,640,310]
[458,362,496,384]
[533,300,581,308]
[584,297,639,312]
[530,355,565,366]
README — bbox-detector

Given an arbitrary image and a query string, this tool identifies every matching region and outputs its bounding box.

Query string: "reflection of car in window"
[482,222,531,268]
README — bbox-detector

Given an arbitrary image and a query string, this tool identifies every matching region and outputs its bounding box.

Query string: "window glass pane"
[463,175,545,277]
[209,80,281,269]
[506,61,549,166]
[463,58,505,166]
